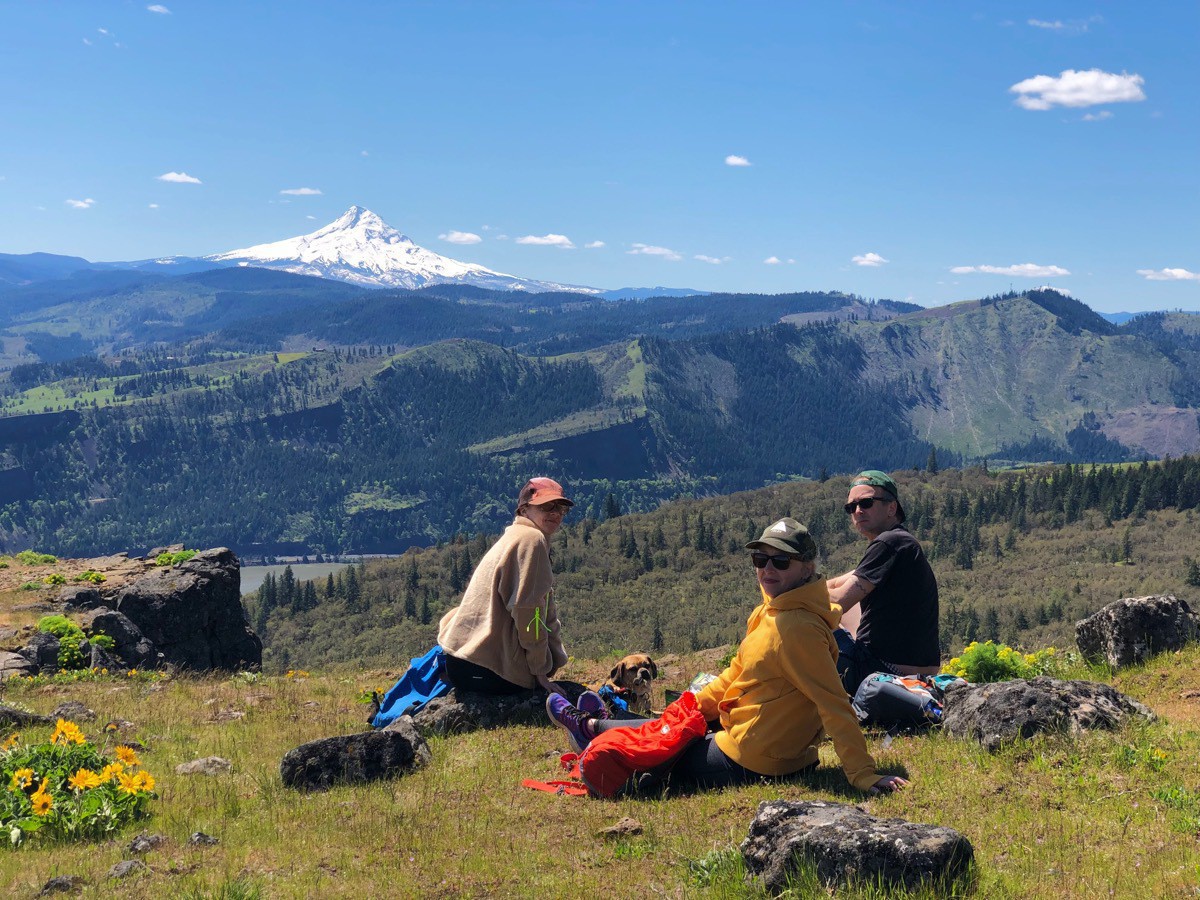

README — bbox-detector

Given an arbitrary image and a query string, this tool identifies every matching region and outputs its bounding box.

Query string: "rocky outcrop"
[112,548,261,672]
[0,704,55,729]
[0,650,36,680]
[408,681,587,738]
[741,800,973,894]
[80,608,157,668]
[1076,595,1199,668]
[942,677,1155,751]
[280,717,431,791]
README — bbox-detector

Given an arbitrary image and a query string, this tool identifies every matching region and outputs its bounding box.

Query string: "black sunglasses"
[844,496,892,514]
[751,552,799,570]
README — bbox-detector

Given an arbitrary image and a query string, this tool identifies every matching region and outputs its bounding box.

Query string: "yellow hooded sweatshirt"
[695,576,881,790]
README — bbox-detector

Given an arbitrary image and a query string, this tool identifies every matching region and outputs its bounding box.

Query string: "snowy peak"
[208,206,597,293]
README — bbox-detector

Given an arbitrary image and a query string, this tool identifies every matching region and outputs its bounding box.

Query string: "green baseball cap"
[850,470,906,522]
[746,517,818,560]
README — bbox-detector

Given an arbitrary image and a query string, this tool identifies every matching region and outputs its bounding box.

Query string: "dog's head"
[608,653,658,697]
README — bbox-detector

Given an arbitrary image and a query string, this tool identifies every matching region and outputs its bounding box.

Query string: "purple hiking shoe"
[546,693,595,753]
[576,690,609,720]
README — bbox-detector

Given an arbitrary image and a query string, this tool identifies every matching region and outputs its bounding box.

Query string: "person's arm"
[826,571,874,612]
[505,536,557,680]
[776,620,891,792]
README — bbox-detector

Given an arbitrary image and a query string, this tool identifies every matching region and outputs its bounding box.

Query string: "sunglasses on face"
[751,552,799,570]
[536,501,571,515]
[844,496,892,514]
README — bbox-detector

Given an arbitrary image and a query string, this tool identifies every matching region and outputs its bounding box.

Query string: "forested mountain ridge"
[251,456,1200,672]
[855,291,1195,459]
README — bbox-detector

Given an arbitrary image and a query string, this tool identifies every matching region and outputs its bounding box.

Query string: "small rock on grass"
[0,703,54,728]
[175,756,233,776]
[39,875,86,895]
[52,701,96,722]
[108,859,147,879]
[189,831,220,846]
[127,832,166,855]
[599,817,644,838]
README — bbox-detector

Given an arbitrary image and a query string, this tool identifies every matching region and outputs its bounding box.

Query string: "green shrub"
[89,633,115,651]
[71,571,106,584]
[155,550,197,566]
[41,574,66,586]
[0,720,156,846]
[18,583,40,591]
[15,551,57,566]
[943,640,1060,682]
[36,617,82,640]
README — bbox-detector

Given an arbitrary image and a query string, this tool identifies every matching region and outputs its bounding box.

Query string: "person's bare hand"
[869,775,909,794]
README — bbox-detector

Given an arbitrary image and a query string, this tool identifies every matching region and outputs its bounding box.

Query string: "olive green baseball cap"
[850,470,906,522]
[746,517,818,560]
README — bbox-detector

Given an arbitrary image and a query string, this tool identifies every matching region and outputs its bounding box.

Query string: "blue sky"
[1,2,1196,312]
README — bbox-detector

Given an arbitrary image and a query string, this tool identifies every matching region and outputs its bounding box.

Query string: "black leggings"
[592,717,760,791]
[443,655,526,695]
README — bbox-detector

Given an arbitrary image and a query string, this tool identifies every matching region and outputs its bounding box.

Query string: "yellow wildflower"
[9,768,34,791]
[30,784,53,816]
[116,772,141,795]
[1,733,18,751]
[132,770,156,793]
[126,669,138,677]
[68,768,103,791]
[115,745,141,768]
[100,762,125,782]
[50,719,86,746]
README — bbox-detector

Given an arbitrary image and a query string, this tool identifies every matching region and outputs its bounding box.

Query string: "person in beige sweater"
[437,477,572,694]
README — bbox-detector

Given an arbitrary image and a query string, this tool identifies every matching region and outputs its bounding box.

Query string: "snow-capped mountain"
[208,206,599,293]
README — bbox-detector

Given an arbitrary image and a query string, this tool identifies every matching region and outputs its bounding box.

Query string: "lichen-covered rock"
[942,677,1154,751]
[52,700,96,722]
[80,607,157,669]
[1076,595,1199,668]
[0,704,54,729]
[741,800,973,894]
[0,650,36,680]
[175,756,233,776]
[281,718,431,791]
[18,630,60,672]
[409,681,586,738]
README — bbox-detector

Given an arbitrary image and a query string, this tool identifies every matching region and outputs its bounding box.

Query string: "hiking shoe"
[545,693,595,753]
[576,690,609,720]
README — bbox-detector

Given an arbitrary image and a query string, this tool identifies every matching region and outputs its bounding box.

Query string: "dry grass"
[0,647,1198,898]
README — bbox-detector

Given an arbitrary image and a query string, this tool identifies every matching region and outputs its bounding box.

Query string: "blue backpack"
[370,645,451,728]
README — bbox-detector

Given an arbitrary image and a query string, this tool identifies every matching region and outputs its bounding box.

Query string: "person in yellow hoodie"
[547,517,908,794]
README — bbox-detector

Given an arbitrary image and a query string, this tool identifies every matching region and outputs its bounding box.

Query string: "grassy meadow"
[0,646,1198,898]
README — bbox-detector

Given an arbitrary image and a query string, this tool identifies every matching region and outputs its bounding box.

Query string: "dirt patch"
[1100,405,1200,458]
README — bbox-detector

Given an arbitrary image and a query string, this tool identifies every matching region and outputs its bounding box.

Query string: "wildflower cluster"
[943,641,1061,683]
[285,669,310,679]
[155,549,197,566]
[6,668,167,689]
[1,720,156,847]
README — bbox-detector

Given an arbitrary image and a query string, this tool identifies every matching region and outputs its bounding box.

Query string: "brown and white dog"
[593,653,658,716]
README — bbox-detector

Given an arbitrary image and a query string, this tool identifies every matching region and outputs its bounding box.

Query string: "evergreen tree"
[927,448,939,474]
[603,493,621,520]
[345,565,361,610]
[1186,559,1200,588]
[324,572,335,598]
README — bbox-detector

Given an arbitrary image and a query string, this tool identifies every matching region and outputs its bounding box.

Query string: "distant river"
[240,562,352,596]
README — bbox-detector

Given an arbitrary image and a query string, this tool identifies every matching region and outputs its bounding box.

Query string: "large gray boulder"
[18,631,60,672]
[942,677,1154,751]
[1075,595,1199,668]
[741,800,973,895]
[80,608,157,669]
[407,681,586,738]
[0,650,36,680]
[280,718,431,791]
[114,548,261,671]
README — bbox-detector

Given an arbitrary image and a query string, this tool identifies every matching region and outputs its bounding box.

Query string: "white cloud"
[694,254,731,265]
[280,187,321,196]
[1010,68,1145,110]
[950,263,1070,277]
[1027,15,1101,34]
[764,256,782,265]
[306,215,316,220]
[516,233,576,249]
[584,240,605,249]
[1082,110,1113,121]
[147,4,171,13]
[361,150,369,157]
[1027,19,1065,30]
[66,198,96,209]
[82,37,92,45]
[852,252,889,267]
[1137,268,1200,282]
[628,243,683,261]
[157,171,202,184]
[148,203,159,209]
[1036,284,1072,295]
[725,155,752,167]
[440,230,482,245]
[98,28,109,35]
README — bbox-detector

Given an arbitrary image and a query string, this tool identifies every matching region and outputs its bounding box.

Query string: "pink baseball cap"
[517,477,573,508]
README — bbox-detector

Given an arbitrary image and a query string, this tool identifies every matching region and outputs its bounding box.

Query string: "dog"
[592,653,658,716]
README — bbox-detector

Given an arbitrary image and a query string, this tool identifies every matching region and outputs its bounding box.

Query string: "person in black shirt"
[827,470,940,694]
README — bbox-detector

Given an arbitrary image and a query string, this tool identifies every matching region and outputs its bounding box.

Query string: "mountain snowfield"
[208,206,599,293]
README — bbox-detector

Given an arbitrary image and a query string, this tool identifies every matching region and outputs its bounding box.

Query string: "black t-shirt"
[852,525,940,667]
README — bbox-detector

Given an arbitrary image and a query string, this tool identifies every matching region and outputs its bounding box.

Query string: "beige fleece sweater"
[437,516,567,688]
